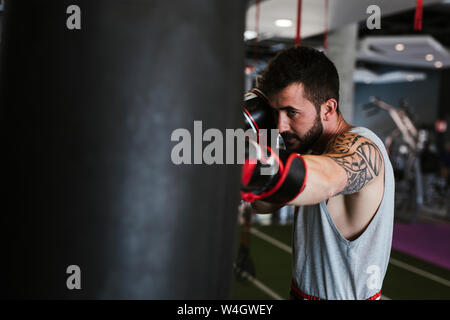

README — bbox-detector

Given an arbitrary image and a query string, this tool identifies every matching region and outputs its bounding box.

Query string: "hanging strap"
[295,0,302,46]
[414,0,423,31]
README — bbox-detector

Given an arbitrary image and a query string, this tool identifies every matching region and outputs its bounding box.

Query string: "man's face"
[270,83,323,154]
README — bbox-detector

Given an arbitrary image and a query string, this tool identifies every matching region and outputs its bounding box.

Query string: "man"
[241,46,394,300]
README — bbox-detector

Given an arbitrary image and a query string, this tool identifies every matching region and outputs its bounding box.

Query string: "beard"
[281,113,323,154]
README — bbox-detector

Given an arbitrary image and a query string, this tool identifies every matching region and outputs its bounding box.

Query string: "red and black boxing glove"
[243,88,276,135]
[241,140,307,205]
[242,88,286,152]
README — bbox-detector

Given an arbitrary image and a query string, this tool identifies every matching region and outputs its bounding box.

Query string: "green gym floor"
[231,223,450,300]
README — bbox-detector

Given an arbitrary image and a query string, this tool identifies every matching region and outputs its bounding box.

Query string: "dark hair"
[258,46,340,113]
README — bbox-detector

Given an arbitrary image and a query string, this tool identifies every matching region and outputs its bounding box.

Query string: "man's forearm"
[251,200,284,214]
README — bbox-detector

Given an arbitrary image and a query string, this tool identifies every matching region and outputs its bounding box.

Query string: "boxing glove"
[243,88,276,134]
[241,140,307,205]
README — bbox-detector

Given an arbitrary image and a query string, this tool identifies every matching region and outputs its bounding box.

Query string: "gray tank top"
[292,127,395,300]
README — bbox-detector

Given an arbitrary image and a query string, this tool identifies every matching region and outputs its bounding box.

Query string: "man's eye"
[288,110,299,117]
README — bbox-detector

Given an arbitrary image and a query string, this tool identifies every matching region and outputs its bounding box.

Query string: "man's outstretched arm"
[249,132,384,212]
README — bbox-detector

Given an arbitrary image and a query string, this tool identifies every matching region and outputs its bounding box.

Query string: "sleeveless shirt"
[291,127,395,300]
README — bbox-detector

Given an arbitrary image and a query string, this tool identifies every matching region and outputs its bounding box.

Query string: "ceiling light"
[244,30,257,40]
[275,19,293,28]
[406,75,415,82]
[425,54,434,61]
[434,61,443,68]
[395,43,405,51]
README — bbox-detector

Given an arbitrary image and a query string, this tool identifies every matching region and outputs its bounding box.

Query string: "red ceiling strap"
[414,0,423,31]
[295,0,302,46]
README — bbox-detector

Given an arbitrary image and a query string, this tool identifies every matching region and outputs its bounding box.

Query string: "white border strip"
[389,257,450,288]
[235,266,283,300]
[250,228,292,254]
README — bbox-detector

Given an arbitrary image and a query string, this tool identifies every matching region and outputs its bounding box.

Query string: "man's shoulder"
[324,128,385,195]
[325,128,381,156]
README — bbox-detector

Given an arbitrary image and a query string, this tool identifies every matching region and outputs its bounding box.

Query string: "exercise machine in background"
[364,97,449,223]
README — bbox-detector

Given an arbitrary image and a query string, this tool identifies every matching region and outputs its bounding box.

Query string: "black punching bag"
[0,0,245,299]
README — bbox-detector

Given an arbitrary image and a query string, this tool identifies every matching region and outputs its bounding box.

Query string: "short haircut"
[258,46,340,113]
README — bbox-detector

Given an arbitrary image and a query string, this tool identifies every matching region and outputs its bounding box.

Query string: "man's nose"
[277,112,290,133]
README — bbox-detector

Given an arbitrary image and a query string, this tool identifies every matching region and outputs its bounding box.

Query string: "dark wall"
[438,69,450,118]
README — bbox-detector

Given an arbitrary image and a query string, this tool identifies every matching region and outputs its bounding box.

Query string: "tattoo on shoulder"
[326,132,360,154]
[327,134,383,195]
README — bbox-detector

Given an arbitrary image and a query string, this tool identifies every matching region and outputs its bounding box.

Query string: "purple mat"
[392,223,450,270]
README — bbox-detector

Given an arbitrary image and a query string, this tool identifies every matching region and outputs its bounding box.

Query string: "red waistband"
[290,279,382,300]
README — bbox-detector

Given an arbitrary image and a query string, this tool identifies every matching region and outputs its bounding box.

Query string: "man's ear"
[321,99,338,121]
